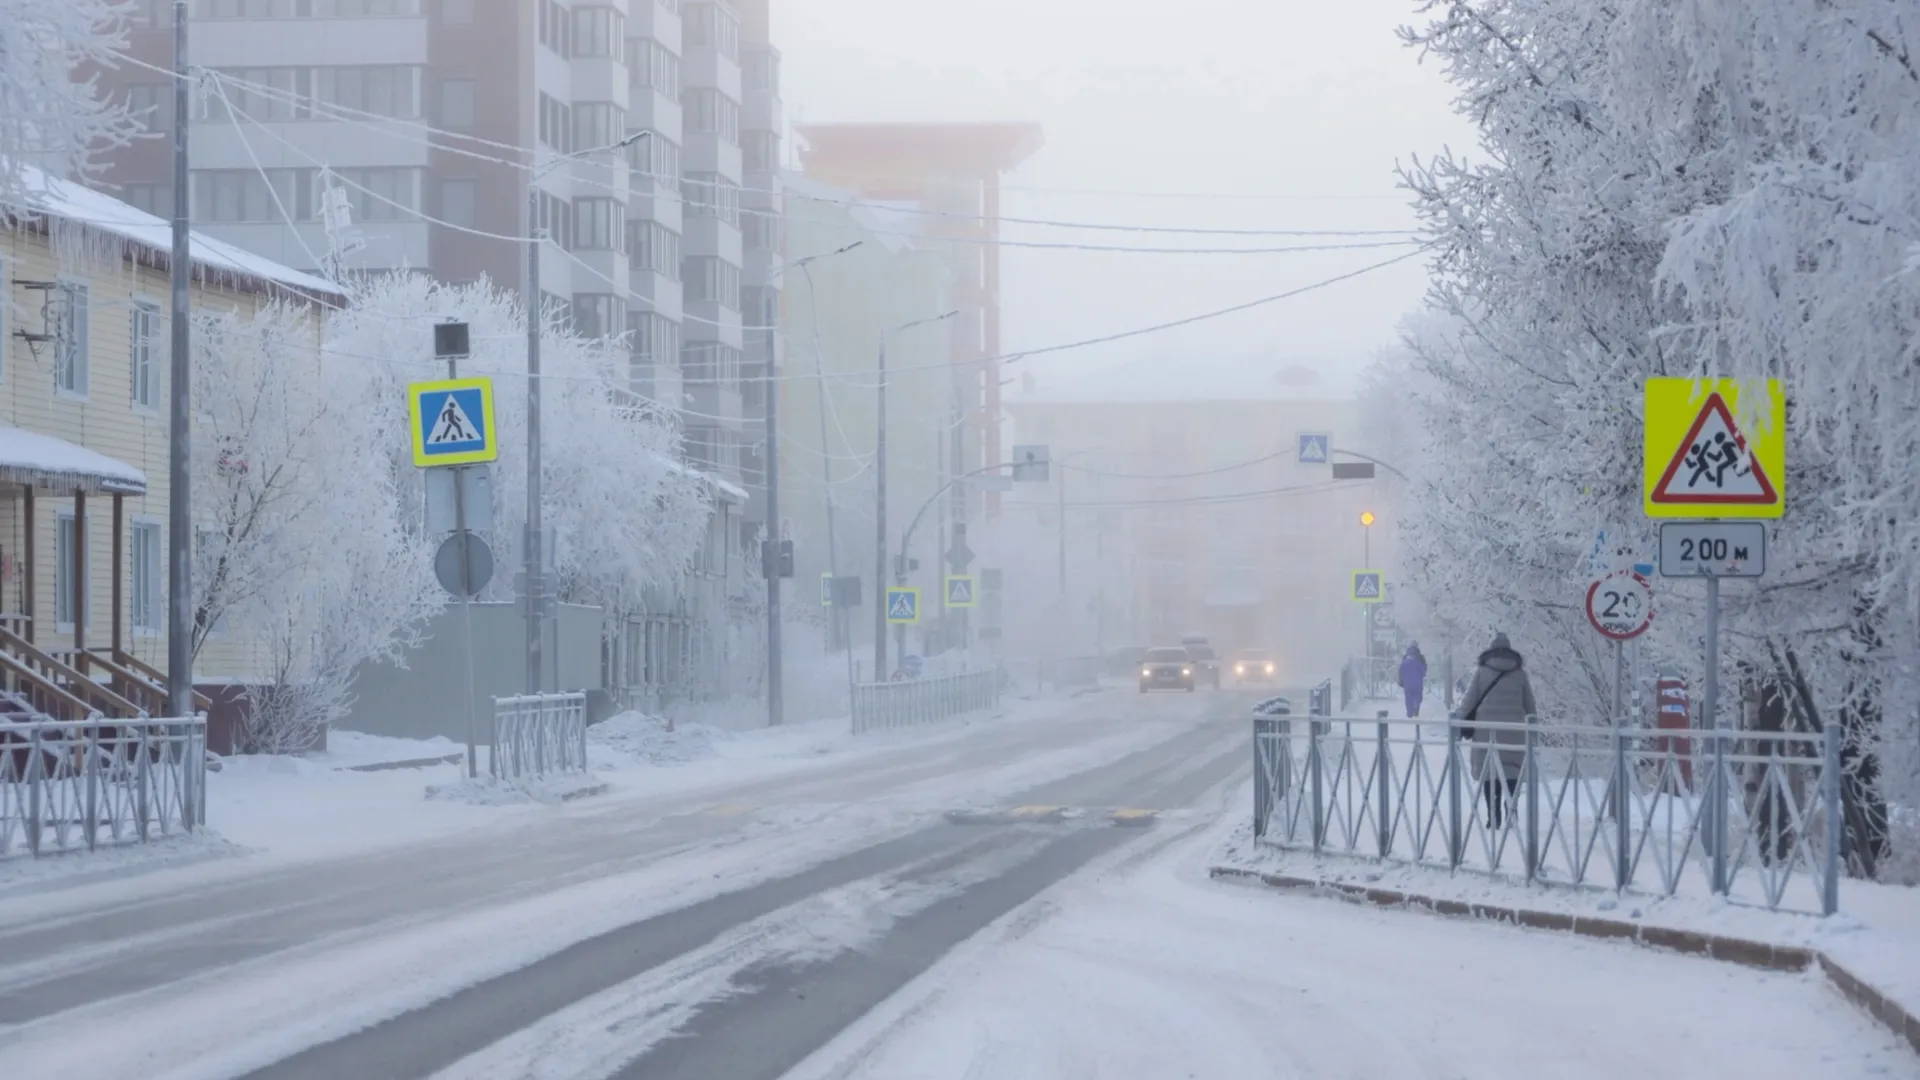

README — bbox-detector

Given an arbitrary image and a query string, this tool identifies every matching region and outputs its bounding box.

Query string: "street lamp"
[524,129,649,695]
[760,240,863,727]
[873,308,960,681]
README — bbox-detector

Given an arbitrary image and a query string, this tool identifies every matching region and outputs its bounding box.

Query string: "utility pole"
[524,181,544,696]
[166,0,193,718]
[872,336,889,681]
[764,354,783,726]
[1056,466,1067,594]
[523,131,647,696]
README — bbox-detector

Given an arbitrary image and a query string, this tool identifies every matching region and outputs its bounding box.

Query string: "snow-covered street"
[3,686,1913,1080]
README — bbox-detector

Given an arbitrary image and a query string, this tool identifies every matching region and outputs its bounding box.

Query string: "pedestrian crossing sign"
[886,586,920,624]
[944,575,976,608]
[1351,571,1384,603]
[1643,378,1784,519]
[1298,432,1330,464]
[408,377,498,468]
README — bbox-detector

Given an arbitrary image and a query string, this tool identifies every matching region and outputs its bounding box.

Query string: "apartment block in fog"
[93,0,783,534]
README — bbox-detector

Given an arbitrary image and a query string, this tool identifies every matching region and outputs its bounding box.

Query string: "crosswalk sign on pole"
[944,575,976,608]
[1298,432,1331,465]
[1643,378,1785,519]
[408,377,498,468]
[886,586,920,624]
[1351,571,1385,603]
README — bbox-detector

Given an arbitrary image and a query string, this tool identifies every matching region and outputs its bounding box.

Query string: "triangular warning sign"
[947,579,973,604]
[428,394,482,445]
[1650,393,1778,504]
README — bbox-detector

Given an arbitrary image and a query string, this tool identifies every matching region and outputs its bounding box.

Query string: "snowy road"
[4,684,1913,1080]
[0,687,1254,1079]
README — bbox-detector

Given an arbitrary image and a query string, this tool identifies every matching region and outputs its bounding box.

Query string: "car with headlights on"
[1138,646,1196,693]
[1231,649,1279,685]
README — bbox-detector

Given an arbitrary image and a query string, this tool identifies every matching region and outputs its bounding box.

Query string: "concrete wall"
[342,601,602,743]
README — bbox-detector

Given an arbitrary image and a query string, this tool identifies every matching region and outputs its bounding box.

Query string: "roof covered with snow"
[2,165,344,305]
[0,424,146,495]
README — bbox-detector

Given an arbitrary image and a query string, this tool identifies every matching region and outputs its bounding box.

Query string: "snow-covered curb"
[1208,847,1920,1059]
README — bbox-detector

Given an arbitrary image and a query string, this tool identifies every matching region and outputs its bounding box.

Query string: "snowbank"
[588,712,723,767]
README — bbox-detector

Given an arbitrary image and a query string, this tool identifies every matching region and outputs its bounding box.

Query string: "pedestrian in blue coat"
[1398,644,1428,718]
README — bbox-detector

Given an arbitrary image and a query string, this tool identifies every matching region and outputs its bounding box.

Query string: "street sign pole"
[435,324,481,779]
[1703,567,1726,893]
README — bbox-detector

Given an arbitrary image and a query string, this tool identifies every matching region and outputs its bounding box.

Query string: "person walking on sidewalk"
[1452,633,1537,830]
[1398,643,1428,718]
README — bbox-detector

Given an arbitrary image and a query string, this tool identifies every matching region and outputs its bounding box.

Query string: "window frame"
[130,298,161,412]
[130,518,164,634]
[55,279,90,399]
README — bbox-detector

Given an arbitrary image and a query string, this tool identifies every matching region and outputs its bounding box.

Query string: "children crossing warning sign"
[408,377,498,468]
[1643,378,1784,519]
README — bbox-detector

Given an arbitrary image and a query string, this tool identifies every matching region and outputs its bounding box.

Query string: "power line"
[1057,450,1292,480]
[125,59,1418,236]
[1005,478,1361,509]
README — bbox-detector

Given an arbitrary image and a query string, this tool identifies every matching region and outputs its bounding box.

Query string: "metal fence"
[1,716,207,857]
[1252,713,1843,914]
[851,668,1002,734]
[1340,657,1395,711]
[491,692,589,779]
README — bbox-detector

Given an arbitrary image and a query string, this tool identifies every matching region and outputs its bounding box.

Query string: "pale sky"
[773,0,1482,396]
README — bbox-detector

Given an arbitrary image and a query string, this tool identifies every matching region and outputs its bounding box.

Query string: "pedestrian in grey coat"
[1452,632,1538,829]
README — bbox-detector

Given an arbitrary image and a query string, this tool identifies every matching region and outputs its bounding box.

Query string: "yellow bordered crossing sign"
[1351,571,1385,603]
[1643,378,1784,519]
[408,377,498,468]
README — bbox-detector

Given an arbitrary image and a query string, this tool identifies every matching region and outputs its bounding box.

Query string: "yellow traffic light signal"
[1360,511,1376,527]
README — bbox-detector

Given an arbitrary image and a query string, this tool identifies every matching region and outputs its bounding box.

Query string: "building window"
[538,0,573,56]
[628,311,681,367]
[742,131,779,173]
[439,77,475,128]
[439,178,476,227]
[320,167,423,223]
[131,521,163,633]
[572,102,624,151]
[685,90,739,145]
[194,0,425,14]
[194,169,301,223]
[685,2,739,61]
[629,39,681,103]
[312,65,422,119]
[741,286,777,330]
[572,294,625,340]
[130,301,160,410]
[683,257,740,310]
[538,92,572,152]
[742,212,781,253]
[535,189,573,250]
[574,197,624,251]
[629,132,679,190]
[55,514,84,629]
[628,220,681,279]
[682,173,739,226]
[56,282,89,397]
[573,6,622,59]
[744,47,779,94]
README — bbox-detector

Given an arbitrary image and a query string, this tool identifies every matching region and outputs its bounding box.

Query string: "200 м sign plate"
[1586,569,1653,641]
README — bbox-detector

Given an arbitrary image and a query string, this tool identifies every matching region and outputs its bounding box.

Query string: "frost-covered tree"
[191,302,441,753]
[319,274,712,668]
[1372,0,1920,875]
[0,0,136,194]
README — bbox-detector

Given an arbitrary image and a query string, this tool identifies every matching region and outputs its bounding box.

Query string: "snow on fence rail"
[1252,714,1843,914]
[1,716,206,857]
[851,669,1001,735]
[491,693,588,779]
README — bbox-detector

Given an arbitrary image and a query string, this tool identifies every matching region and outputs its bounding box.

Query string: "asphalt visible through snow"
[0,685,1268,1079]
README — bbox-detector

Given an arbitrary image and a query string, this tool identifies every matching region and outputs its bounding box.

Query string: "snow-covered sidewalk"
[785,792,1912,1080]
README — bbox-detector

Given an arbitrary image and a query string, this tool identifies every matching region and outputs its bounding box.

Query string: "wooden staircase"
[0,625,210,722]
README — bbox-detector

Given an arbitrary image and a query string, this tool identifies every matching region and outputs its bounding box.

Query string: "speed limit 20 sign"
[1586,570,1653,640]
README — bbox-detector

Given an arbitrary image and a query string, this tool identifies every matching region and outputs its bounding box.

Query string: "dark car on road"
[1231,649,1279,685]
[1181,640,1223,689]
[1138,647,1195,693]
